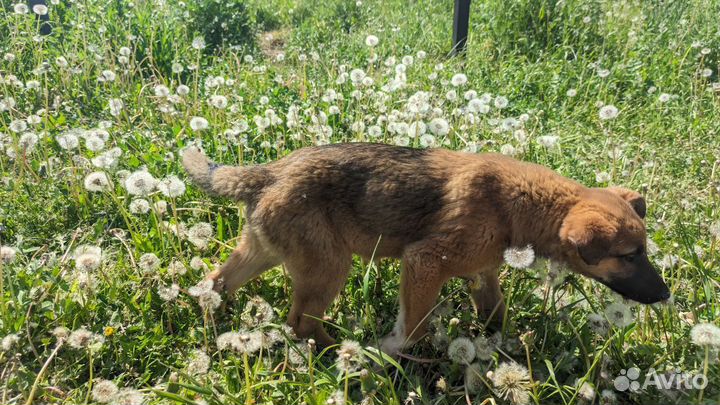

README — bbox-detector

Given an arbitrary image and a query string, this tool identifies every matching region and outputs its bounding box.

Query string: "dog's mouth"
[590,264,671,304]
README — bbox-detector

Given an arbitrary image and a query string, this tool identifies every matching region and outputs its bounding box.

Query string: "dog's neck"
[498,168,583,259]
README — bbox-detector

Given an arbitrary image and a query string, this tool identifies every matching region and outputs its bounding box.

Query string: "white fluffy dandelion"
[57,133,79,150]
[489,362,532,405]
[451,73,468,87]
[494,96,509,109]
[112,388,144,405]
[124,170,158,196]
[473,335,496,360]
[690,323,720,347]
[91,379,119,403]
[448,337,476,364]
[587,313,609,335]
[167,260,187,276]
[138,253,160,273]
[504,245,535,269]
[599,105,619,120]
[129,199,150,214]
[191,37,206,50]
[189,116,209,131]
[240,296,275,327]
[0,246,17,263]
[188,222,213,249]
[68,327,104,349]
[187,349,211,376]
[536,135,559,150]
[190,257,208,271]
[157,284,180,302]
[335,340,365,372]
[465,362,485,393]
[604,302,632,328]
[428,117,450,136]
[73,245,102,272]
[365,35,379,47]
[208,95,228,109]
[108,98,124,117]
[1,334,19,351]
[13,3,29,14]
[84,172,111,192]
[157,175,186,198]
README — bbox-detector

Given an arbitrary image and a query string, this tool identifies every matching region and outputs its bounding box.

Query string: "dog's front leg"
[469,269,506,328]
[380,242,451,356]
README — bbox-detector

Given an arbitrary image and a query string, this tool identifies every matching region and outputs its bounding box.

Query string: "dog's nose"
[659,287,672,302]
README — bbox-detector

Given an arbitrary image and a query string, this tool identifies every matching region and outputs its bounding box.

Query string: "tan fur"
[182,143,668,353]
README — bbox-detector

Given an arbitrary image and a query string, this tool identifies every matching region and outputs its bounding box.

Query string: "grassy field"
[1,0,720,404]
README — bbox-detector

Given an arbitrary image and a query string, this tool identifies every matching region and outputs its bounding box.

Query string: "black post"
[452,0,471,55]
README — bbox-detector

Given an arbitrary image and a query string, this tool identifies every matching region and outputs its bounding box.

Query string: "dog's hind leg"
[284,253,351,348]
[469,268,505,328]
[206,228,280,294]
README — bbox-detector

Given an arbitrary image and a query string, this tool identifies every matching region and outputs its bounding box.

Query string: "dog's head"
[559,187,670,304]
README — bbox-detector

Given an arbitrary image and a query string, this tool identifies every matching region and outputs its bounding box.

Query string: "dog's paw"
[379,332,405,358]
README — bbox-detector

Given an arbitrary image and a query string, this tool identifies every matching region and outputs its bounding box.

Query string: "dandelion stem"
[243,352,253,405]
[698,346,709,403]
[25,341,63,405]
[84,348,94,404]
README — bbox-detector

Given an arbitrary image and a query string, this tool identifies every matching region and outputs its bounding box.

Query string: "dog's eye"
[623,254,636,263]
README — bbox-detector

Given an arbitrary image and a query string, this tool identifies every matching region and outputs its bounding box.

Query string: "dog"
[182,142,670,355]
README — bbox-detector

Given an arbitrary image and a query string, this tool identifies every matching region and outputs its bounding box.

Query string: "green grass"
[1,0,719,404]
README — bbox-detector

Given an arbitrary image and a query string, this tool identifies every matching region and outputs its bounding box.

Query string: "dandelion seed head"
[112,388,144,405]
[68,327,104,349]
[473,335,496,360]
[84,171,110,192]
[445,337,475,365]
[0,246,17,263]
[494,96,509,109]
[191,37,206,50]
[167,260,187,276]
[1,334,19,351]
[190,257,207,271]
[451,73,468,87]
[129,198,150,214]
[503,245,535,269]
[187,349,210,376]
[690,323,720,347]
[587,313,609,335]
[537,135,559,150]
[599,105,619,120]
[428,117,450,136]
[335,340,364,372]
[241,296,275,327]
[188,222,213,249]
[604,302,632,328]
[365,35,379,47]
[208,94,228,109]
[465,362,485,393]
[73,245,102,272]
[490,362,532,405]
[124,170,157,196]
[138,253,160,273]
[92,379,119,403]
[157,175,186,198]
[108,98,124,117]
[190,116,209,131]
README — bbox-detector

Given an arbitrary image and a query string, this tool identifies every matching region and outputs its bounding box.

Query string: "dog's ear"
[607,187,646,219]
[560,211,615,265]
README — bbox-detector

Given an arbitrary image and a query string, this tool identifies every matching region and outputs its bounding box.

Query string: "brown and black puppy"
[182,142,670,354]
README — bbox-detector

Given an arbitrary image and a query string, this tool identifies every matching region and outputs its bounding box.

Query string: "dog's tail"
[182,147,272,201]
